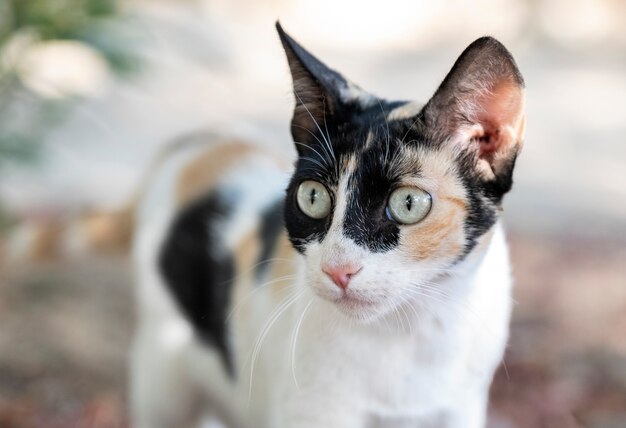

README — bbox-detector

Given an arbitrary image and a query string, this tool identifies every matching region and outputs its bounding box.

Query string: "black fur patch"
[284,159,336,253]
[282,100,407,253]
[343,142,403,253]
[159,192,235,375]
[454,147,506,257]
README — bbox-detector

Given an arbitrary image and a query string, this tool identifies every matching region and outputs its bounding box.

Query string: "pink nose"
[322,264,362,290]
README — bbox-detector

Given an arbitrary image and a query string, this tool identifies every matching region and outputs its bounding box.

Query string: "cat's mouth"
[334,293,390,321]
[311,279,391,319]
[319,288,387,319]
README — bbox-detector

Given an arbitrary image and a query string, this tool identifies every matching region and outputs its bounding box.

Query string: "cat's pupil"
[405,195,412,211]
[309,189,317,205]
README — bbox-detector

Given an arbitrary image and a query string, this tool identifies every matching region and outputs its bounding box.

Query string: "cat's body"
[131,24,525,428]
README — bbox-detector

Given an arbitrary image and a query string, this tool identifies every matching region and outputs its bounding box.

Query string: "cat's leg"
[130,324,204,428]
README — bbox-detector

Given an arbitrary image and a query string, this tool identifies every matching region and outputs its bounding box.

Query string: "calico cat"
[130,22,525,428]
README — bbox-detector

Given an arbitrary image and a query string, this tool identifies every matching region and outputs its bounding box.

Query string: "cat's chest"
[307,310,469,417]
[358,326,466,415]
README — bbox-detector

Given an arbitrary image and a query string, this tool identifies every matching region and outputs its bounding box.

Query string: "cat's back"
[130,134,295,426]
[132,133,293,343]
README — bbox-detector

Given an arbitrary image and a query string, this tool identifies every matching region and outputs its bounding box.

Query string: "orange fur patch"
[441,196,467,210]
[176,141,256,208]
[235,230,262,276]
[398,148,469,261]
[403,203,465,261]
[176,140,291,209]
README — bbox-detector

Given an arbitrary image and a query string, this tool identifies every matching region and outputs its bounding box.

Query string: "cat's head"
[277,23,525,322]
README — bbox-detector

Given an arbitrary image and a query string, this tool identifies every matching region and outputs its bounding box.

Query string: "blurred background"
[0,0,624,427]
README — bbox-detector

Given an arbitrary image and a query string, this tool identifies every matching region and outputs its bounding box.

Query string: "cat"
[130,22,525,428]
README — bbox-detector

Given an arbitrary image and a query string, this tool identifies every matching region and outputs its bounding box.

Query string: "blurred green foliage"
[0,0,140,229]
[5,0,116,39]
[0,0,136,73]
[0,0,138,168]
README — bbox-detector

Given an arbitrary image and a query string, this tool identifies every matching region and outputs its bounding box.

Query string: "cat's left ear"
[423,37,525,184]
[276,22,374,153]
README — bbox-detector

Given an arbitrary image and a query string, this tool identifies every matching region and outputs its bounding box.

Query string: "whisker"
[293,90,336,169]
[299,156,327,171]
[291,124,335,169]
[225,275,297,322]
[403,283,498,341]
[398,293,423,327]
[376,99,392,167]
[246,289,305,405]
[290,299,314,391]
[218,257,294,287]
[321,98,338,178]
[293,140,332,168]
[400,113,423,146]
[397,300,414,335]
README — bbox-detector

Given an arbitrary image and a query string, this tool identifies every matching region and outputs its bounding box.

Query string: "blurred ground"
[0,256,132,428]
[1,232,625,428]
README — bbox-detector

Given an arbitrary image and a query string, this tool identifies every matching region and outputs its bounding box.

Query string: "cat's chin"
[316,291,390,323]
[335,300,386,323]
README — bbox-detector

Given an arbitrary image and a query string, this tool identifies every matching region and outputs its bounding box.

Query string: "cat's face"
[277,23,525,322]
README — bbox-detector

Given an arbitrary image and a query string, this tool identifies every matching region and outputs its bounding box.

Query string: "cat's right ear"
[422,37,525,185]
[276,22,372,153]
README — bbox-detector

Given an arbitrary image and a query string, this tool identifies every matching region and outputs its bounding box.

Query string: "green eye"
[296,180,332,219]
[387,187,432,225]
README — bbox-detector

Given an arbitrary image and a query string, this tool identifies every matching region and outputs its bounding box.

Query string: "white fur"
[131,141,251,428]
[131,142,512,428]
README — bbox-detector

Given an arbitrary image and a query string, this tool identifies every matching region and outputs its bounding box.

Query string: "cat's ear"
[423,37,525,182]
[276,22,374,152]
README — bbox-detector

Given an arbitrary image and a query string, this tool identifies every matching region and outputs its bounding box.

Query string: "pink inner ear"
[470,80,525,164]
